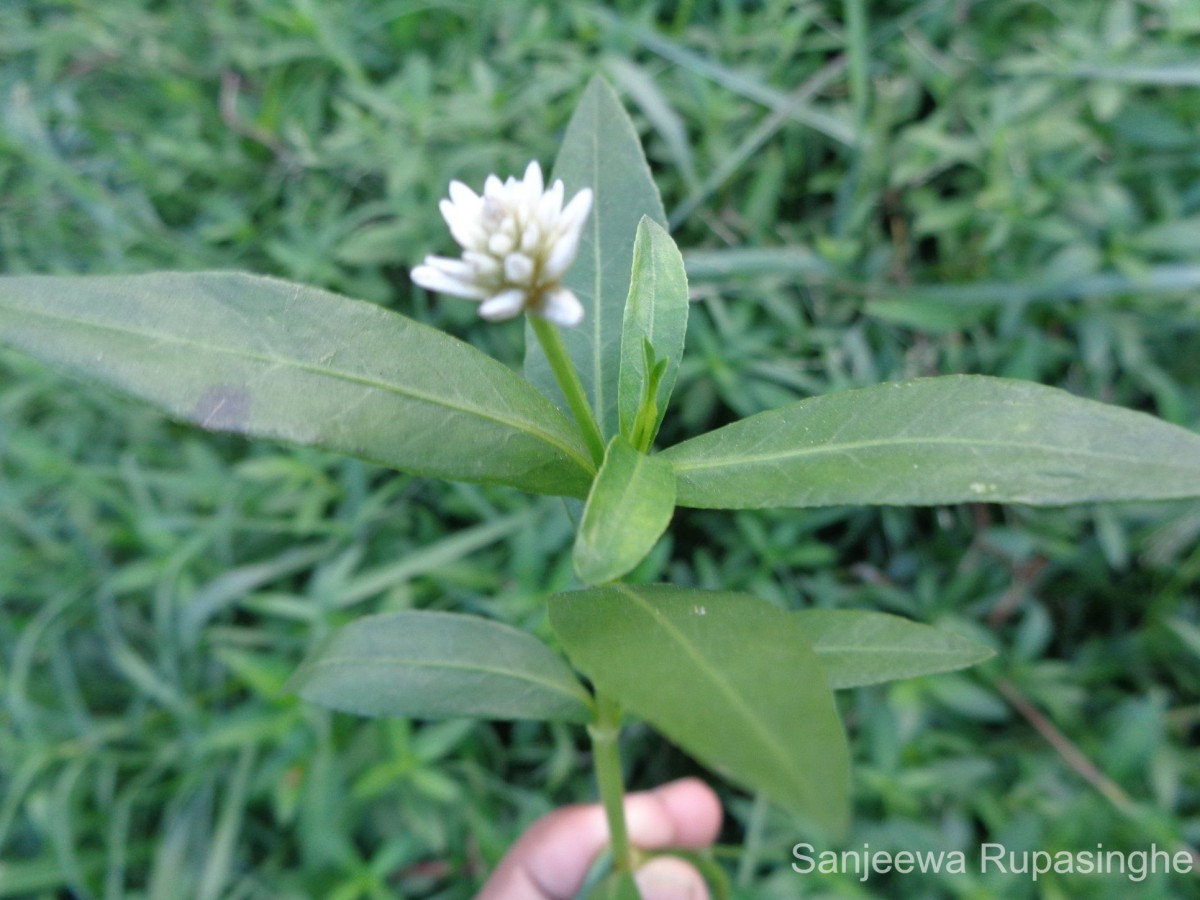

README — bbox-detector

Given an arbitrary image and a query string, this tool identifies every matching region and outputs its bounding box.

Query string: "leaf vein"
[669,435,1193,474]
[614,584,802,785]
[303,657,588,706]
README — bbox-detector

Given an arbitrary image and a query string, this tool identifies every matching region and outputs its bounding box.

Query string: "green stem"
[529,315,606,467]
[589,692,634,873]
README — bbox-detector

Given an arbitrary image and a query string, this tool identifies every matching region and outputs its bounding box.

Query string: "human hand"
[478,777,723,900]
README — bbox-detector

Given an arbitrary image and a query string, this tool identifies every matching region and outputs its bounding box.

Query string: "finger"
[634,855,711,900]
[624,778,723,850]
[476,801,607,900]
[477,778,723,900]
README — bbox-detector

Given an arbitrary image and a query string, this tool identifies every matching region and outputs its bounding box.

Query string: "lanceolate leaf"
[574,435,675,585]
[525,75,668,439]
[0,272,594,497]
[549,584,849,834]
[662,375,1200,508]
[793,610,995,689]
[288,611,594,723]
[618,217,689,447]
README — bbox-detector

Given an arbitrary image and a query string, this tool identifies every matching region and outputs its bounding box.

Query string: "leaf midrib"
[5,304,595,475]
[301,656,591,709]
[614,584,807,797]
[667,433,1197,474]
[584,448,646,558]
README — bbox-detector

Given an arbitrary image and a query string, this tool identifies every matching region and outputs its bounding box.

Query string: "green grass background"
[2,1,1199,897]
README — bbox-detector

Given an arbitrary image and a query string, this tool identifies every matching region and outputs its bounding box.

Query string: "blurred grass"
[2,0,1198,897]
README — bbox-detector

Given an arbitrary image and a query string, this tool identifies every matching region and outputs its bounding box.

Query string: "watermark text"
[792,842,1195,883]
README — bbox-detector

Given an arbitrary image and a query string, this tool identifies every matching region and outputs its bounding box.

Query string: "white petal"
[523,160,544,198]
[538,288,585,327]
[537,181,564,229]
[464,250,501,278]
[520,221,541,254]
[558,188,593,236]
[439,199,486,250]
[488,232,516,256]
[484,175,504,198]
[424,254,474,279]
[504,252,535,285]
[478,288,527,321]
[541,226,583,280]
[412,264,487,299]
[481,194,505,228]
[448,180,481,214]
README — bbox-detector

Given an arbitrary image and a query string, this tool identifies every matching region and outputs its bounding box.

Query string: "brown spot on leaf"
[193,385,252,431]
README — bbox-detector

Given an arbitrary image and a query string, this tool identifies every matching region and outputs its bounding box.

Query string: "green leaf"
[663,375,1200,508]
[549,585,849,834]
[287,610,594,723]
[574,436,675,585]
[0,272,594,497]
[794,610,995,689]
[618,217,689,448]
[525,75,668,439]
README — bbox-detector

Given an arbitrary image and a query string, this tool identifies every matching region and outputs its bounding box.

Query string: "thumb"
[634,855,709,900]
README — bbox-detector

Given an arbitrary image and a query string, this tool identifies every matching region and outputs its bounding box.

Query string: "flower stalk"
[589,691,635,874]
[529,316,606,466]
[414,159,631,871]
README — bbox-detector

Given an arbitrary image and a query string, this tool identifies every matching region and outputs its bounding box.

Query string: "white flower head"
[411,161,593,327]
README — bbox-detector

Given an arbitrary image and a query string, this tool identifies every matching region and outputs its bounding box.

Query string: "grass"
[2,0,1198,897]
